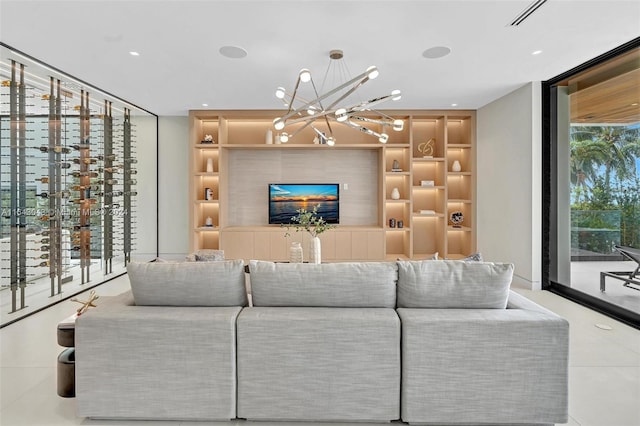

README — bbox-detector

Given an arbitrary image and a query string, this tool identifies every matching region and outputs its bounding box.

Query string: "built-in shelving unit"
[189,110,475,261]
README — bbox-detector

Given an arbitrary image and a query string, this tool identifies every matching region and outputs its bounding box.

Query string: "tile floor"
[0,275,639,426]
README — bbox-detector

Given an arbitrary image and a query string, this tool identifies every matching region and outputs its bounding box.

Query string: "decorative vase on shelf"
[309,237,321,264]
[289,241,303,263]
[205,216,213,227]
[206,158,214,173]
[265,129,273,144]
[391,187,400,200]
[452,160,462,172]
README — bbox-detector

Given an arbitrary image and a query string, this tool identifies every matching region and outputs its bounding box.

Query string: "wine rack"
[0,48,148,323]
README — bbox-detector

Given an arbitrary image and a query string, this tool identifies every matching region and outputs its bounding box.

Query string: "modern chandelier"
[273,50,403,145]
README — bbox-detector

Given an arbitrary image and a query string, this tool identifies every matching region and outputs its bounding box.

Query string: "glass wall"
[544,38,640,328]
[0,43,158,327]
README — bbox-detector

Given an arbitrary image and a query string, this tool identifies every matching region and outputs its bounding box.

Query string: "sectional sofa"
[75,259,568,425]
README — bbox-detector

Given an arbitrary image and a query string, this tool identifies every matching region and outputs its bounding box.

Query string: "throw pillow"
[249,260,397,308]
[128,259,247,306]
[185,249,225,262]
[462,252,483,261]
[396,259,513,309]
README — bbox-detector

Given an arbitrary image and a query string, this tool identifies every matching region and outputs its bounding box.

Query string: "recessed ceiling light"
[451,103,458,107]
[129,51,140,56]
[202,103,209,107]
[532,50,543,55]
[422,46,451,59]
[632,102,639,106]
[219,45,248,59]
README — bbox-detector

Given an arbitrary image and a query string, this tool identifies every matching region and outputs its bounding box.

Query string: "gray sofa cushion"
[237,307,401,421]
[397,260,513,308]
[127,260,248,306]
[249,260,397,307]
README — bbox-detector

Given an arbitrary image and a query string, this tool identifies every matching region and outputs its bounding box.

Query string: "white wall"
[158,116,189,257]
[477,82,542,290]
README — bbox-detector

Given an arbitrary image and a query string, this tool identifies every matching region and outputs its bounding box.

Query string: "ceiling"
[1,0,639,116]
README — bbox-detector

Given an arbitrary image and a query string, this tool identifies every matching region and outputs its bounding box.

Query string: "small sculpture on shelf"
[201,134,215,144]
[418,138,435,158]
[450,211,464,228]
[391,159,402,172]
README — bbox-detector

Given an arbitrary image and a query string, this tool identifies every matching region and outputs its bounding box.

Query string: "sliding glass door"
[544,38,640,328]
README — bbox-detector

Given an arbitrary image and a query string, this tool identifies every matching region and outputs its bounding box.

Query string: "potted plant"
[283,205,335,263]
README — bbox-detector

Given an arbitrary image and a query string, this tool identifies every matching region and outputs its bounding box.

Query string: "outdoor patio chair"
[600,245,640,292]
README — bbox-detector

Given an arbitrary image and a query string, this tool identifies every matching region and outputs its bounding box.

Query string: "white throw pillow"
[396,260,513,308]
[128,260,247,306]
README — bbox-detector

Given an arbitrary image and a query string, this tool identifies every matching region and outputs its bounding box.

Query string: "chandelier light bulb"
[393,119,404,131]
[280,132,289,143]
[275,87,286,99]
[273,118,285,130]
[326,137,336,146]
[366,66,379,80]
[379,133,389,144]
[299,69,311,83]
[335,108,348,122]
[391,90,402,101]
[307,107,316,115]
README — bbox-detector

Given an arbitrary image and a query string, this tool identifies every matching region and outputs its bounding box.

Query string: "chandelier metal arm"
[323,76,370,112]
[274,50,401,145]
[286,76,304,116]
[277,68,373,124]
[343,119,384,138]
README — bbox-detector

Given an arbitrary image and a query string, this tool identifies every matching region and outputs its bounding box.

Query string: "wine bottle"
[39,253,49,260]
[38,261,50,267]
[98,167,119,173]
[35,176,49,183]
[71,143,90,150]
[71,171,99,178]
[40,245,50,251]
[124,158,138,164]
[37,145,71,154]
[72,198,98,204]
[97,154,116,161]
[50,162,71,169]
[72,158,97,165]
[96,179,118,185]
[125,169,137,175]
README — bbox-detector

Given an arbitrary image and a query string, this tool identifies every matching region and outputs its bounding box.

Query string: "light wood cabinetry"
[189,110,475,261]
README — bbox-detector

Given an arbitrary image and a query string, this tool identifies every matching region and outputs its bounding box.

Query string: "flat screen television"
[269,183,339,225]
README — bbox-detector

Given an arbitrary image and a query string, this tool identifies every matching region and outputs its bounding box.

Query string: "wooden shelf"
[189,109,475,259]
[220,143,383,150]
[447,225,472,232]
[413,157,445,162]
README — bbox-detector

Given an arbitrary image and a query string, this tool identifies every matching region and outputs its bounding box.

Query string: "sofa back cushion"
[127,260,248,306]
[249,260,397,307]
[396,260,513,308]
